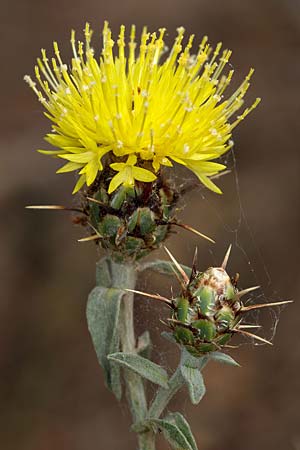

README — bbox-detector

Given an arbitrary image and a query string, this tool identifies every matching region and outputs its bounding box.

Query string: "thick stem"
[137,431,156,450]
[148,365,185,419]
[110,260,156,449]
[120,289,148,423]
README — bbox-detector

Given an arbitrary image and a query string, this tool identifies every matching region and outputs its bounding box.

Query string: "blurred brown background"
[1,0,299,449]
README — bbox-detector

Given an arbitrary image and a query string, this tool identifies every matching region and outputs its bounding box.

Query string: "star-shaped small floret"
[108,155,156,193]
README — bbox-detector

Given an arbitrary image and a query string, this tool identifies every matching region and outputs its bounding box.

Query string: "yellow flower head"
[25,22,260,194]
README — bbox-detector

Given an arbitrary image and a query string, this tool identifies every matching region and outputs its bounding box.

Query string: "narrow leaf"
[96,257,113,288]
[180,364,206,405]
[86,286,123,399]
[151,419,194,450]
[165,413,198,450]
[209,351,240,367]
[109,313,122,400]
[108,353,169,388]
[140,260,192,278]
[132,415,198,450]
[181,348,209,371]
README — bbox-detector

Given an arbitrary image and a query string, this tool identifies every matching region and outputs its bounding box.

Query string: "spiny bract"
[168,247,252,355]
[85,174,179,261]
[25,22,260,195]
[171,264,244,355]
[167,247,292,355]
[131,247,291,355]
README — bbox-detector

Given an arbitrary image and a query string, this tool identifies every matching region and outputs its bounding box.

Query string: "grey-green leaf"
[86,286,124,400]
[108,352,169,388]
[95,257,113,288]
[165,413,198,450]
[209,351,240,367]
[140,260,192,278]
[181,347,209,371]
[180,364,206,405]
[150,419,195,450]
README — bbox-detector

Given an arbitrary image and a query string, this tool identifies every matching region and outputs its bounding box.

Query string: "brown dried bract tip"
[164,246,190,287]
[125,289,174,308]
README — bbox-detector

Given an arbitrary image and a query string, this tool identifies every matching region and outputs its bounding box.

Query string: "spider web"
[135,145,289,382]
[202,147,283,345]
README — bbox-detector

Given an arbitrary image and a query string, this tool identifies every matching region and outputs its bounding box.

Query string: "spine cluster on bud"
[164,246,289,355]
[132,246,290,357]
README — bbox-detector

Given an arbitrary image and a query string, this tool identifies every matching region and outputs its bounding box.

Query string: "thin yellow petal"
[45,134,79,148]
[61,147,86,154]
[38,149,61,156]
[86,158,100,186]
[108,171,126,194]
[190,161,226,174]
[57,161,84,173]
[170,156,187,166]
[132,167,157,182]
[127,154,137,166]
[110,162,126,171]
[198,173,222,194]
[59,152,93,163]
[72,174,86,194]
[161,157,173,167]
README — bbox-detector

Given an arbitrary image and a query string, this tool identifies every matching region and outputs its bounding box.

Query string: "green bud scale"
[84,171,179,262]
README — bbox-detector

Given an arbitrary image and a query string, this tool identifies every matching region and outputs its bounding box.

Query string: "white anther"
[183,143,190,154]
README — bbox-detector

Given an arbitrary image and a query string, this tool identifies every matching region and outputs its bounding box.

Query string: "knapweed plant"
[25,22,291,450]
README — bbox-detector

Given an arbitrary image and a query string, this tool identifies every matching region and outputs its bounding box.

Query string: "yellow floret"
[25,22,260,194]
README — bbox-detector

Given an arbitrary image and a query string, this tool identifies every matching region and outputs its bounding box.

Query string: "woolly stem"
[148,364,185,419]
[110,260,156,450]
